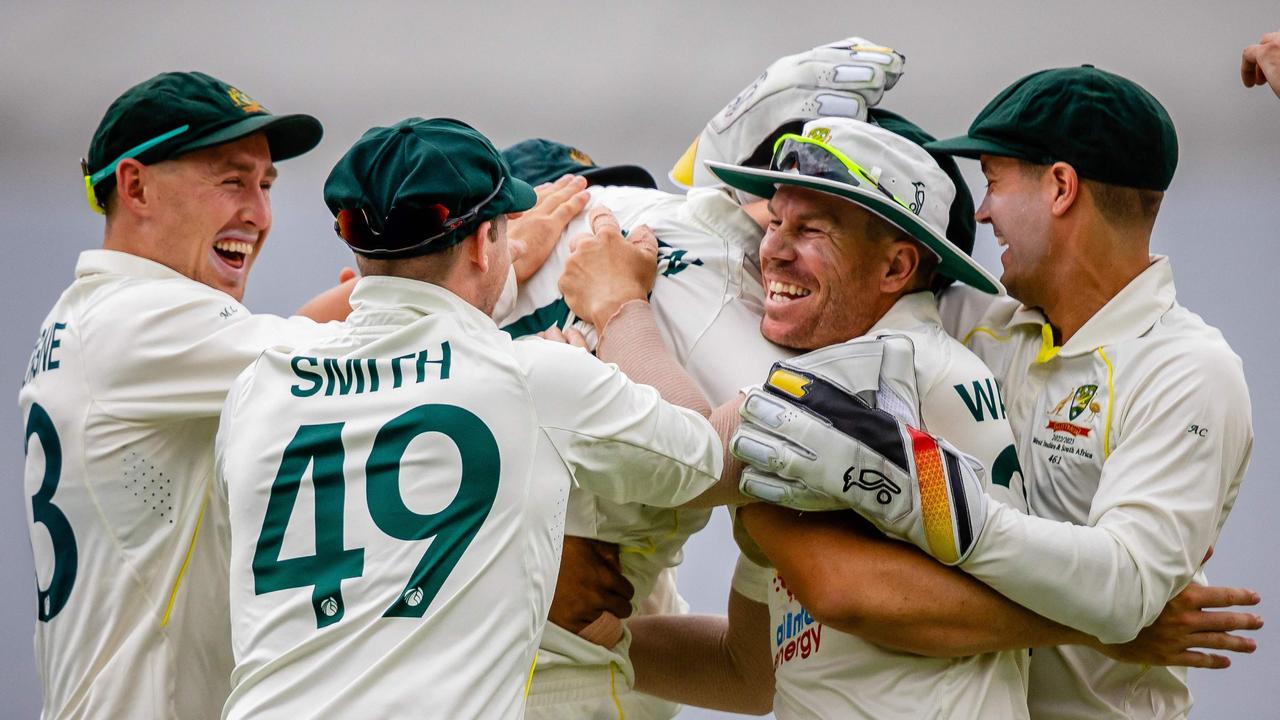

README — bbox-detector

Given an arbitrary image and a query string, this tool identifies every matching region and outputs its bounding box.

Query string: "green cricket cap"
[324,117,537,257]
[85,71,322,202]
[502,138,657,189]
[925,65,1178,191]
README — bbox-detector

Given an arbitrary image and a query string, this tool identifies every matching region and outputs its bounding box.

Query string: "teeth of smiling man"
[767,280,812,299]
[213,240,255,256]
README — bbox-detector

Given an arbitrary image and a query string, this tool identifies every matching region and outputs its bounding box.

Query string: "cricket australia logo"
[1045,383,1101,437]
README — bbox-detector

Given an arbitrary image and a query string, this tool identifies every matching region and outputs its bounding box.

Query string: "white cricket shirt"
[500,186,791,707]
[736,292,1032,720]
[940,256,1253,719]
[18,250,335,720]
[215,277,722,720]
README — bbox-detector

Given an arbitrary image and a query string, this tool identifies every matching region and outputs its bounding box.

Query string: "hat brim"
[173,113,324,162]
[706,160,1004,296]
[580,164,658,189]
[923,135,1031,162]
[497,177,538,215]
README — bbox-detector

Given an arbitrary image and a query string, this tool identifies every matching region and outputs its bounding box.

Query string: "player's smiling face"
[144,133,276,301]
[758,186,896,351]
[976,155,1055,307]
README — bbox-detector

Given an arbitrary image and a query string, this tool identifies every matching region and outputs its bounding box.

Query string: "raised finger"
[627,224,659,256]
[1243,45,1261,86]
[589,205,623,238]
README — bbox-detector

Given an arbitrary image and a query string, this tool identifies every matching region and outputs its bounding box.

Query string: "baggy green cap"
[324,117,537,257]
[925,65,1178,191]
[501,138,657,189]
[85,71,323,209]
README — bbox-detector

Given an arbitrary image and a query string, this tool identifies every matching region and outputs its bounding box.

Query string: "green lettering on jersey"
[253,423,365,628]
[991,443,1023,490]
[954,379,1007,422]
[26,402,77,622]
[657,239,704,277]
[323,358,365,396]
[501,298,572,340]
[367,404,499,618]
[290,356,323,397]
[416,341,451,382]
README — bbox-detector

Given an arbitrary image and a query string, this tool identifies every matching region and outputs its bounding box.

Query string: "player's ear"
[881,236,921,294]
[114,158,150,216]
[467,219,493,273]
[1047,161,1080,218]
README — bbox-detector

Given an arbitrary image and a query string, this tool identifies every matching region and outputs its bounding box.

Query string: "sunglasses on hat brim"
[771,133,916,214]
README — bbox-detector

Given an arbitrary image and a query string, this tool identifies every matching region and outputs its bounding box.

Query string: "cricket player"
[734,66,1256,718]
[214,117,724,719]
[495,38,911,718]
[561,115,1040,719]
[18,71,334,719]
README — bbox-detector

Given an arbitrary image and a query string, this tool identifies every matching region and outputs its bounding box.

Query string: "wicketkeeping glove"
[672,37,907,188]
[731,339,989,565]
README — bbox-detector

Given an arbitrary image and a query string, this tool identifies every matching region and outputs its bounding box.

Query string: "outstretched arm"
[740,503,1260,667]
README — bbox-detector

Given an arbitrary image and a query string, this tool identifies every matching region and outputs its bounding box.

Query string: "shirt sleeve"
[523,340,723,507]
[84,280,336,423]
[731,551,773,604]
[960,345,1253,643]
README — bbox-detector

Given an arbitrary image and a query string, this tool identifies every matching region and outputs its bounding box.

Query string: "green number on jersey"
[25,402,78,622]
[367,404,500,618]
[253,423,365,628]
[251,405,500,627]
[992,444,1023,489]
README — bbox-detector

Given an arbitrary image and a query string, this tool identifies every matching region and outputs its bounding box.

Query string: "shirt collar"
[347,275,497,332]
[1001,255,1177,361]
[75,249,194,282]
[683,187,764,255]
[868,291,943,335]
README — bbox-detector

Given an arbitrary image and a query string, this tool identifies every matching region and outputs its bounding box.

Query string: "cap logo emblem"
[227,87,264,114]
[806,127,832,143]
[568,148,594,166]
[910,181,926,216]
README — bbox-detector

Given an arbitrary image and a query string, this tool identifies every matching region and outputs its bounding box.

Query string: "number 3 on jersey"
[25,403,78,622]
[253,403,500,628]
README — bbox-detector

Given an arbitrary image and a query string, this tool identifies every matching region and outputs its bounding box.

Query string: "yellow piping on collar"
[1035,323,1061,364]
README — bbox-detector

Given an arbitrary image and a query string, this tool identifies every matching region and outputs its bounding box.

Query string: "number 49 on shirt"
[252,403,499,629]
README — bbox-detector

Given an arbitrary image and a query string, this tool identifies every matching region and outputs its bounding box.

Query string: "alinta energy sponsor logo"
[1045,383,1101,437]
[771,575,823,668]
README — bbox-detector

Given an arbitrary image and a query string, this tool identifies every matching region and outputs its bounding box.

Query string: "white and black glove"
[731,336,989,565]
[672,37,907,188]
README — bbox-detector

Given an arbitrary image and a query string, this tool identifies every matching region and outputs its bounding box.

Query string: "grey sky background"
[3,2,1278,717]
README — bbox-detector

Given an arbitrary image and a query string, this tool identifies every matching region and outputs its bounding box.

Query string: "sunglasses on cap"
[334,177,505,256]
[771,133,914,213]
[81,125,191,214]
